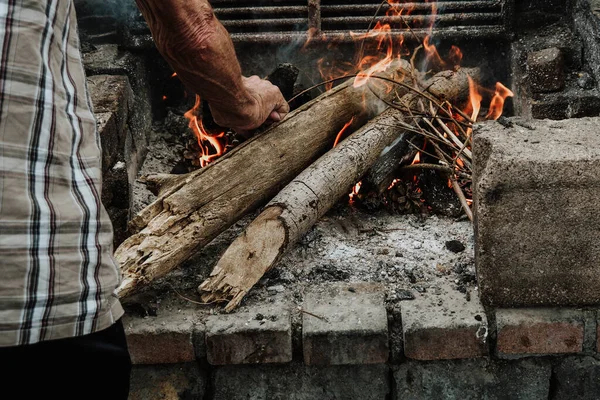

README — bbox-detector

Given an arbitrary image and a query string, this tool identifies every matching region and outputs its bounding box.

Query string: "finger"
[269,111,282,121]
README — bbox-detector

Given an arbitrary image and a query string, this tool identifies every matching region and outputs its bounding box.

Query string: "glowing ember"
[334,117,356,147]
[184,95,228,168]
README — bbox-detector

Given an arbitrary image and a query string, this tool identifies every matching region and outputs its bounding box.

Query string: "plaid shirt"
[0,0,123,346]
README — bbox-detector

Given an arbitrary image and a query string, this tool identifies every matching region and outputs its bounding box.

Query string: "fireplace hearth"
[73,0,600,398]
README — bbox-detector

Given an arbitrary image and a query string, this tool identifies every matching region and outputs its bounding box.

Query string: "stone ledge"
[402,284,488,361]
[302,283,388,366]
[496,308,585,358]
[205,305,292,365]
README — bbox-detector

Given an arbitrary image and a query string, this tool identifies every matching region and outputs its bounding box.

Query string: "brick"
[87,74,133,147]
[129,363,207,400]
[83,44,151,168]
[597,310,600,352]
[473,118,600,307]
[496,309,584,357]
[94,111,118,174]
[552,356,600,400]
[302,283,388,365]
[401,284,488,361]
[123,311,196,365]
[529,89,600,120]
[205,305,292,365]
[394,359,551,400]
[213,362,389,400]
[527,47,565,93]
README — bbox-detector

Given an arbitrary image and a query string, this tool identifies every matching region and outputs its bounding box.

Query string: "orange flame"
[486,82,514,120]
[423,35,446,70]
[467,76,483,122]
[184,95,228,168]
[334,116,356,147]
[349,181,362,203]
[411,152,421,165]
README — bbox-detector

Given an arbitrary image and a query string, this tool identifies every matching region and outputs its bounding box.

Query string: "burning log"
[114,61,411,298]
[363,67,483,194]
[198,107,406,311]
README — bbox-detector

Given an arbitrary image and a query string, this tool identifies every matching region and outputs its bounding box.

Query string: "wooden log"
[363,67,483,194]
[114,61,411,298]
[198,107,406,311]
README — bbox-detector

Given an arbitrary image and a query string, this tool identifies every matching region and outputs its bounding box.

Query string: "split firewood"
[198,107,406,311]
[114,60,412,298]
[363,67,483,194]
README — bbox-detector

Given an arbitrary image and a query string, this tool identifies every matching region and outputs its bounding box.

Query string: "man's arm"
[135,0,289,130]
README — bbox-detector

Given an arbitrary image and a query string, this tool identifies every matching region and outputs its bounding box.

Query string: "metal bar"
[213,6,308,17]
[308,0,321,33]
[321,13,503,28]
[321,1,502,15]
[221,18,308,29]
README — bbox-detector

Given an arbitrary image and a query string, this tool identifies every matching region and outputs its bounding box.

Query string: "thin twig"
[298,307,330,322]
[400,163,453,174]
[170,284,225,306]
[451,178,473,222]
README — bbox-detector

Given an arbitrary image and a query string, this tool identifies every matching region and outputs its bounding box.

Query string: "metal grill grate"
[120,0,513,48]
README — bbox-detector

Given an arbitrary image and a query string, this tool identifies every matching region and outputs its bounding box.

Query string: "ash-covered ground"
[124,123,477,324]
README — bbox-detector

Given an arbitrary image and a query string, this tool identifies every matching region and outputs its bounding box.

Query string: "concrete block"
[402,285,488,360]
[212,363,390,400]
[551,356,600,400]
[496,309,584,357]
[473,118,600,307]
[123,312,196,365]
[527,48,565,93]
[87,74,133,153]
[94,111,118,174]
[205,305,292,365]
[529,88,600,120]
[302,283,388,365]
[129,363,207,400]
[394,359,551,400]
[83,44,152,171]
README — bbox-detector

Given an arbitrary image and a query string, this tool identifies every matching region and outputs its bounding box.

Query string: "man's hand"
[134,0,289,133]
[210,76,290,132]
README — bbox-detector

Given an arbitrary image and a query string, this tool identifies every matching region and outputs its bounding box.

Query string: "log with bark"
[114,60,412,298]
[198,66,484,311]
[363,67,483,194]
[198,106,406,311]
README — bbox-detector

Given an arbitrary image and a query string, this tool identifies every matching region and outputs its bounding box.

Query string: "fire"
[184,95,228,168]
[486,82,514,120]
[411,152,421,165]
[349,181,362,203]
[467,76,483,122]
[334,117,356,147]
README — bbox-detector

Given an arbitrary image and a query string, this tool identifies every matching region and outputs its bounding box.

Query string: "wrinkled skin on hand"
[210,75,290,132]
[134,0,289,134]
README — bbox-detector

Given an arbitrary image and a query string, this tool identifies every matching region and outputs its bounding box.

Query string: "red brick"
[302,283,388,365]
[123,313,196,365]
[206,306,292,365]
[401,284,488,361]
[496,309,584,357]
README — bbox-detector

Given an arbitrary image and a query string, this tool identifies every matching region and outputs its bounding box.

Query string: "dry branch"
[114,61,411,298]
[198,107,406,311]
[363,67,483,194]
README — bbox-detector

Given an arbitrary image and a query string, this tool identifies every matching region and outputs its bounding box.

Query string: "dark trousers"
[0,319,132,399]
